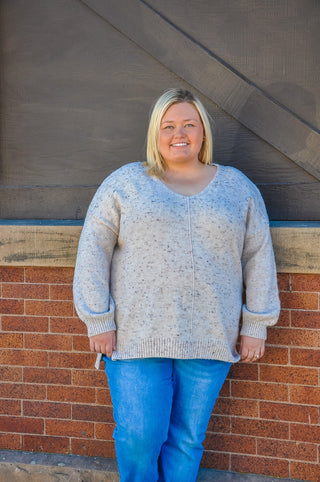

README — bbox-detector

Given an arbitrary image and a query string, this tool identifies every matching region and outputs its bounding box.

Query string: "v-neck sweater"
[73,162,280,367]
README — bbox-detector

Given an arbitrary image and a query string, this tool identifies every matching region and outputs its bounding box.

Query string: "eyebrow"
[161,118,199,124]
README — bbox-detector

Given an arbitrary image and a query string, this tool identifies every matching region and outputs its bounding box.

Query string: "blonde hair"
[145,88,213,178]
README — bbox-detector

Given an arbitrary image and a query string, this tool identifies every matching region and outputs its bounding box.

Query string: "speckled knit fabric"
[73,162,280,367]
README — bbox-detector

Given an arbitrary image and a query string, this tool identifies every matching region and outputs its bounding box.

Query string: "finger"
[112,332,117,351]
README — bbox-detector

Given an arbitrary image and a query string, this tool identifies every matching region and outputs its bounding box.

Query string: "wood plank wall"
[1,0,319,220]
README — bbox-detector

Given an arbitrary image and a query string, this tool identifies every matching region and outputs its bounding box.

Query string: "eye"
[163,125,173,130]
[185,123,194,128]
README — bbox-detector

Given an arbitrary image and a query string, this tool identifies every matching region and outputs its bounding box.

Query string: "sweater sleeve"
[73,180,120,337]
[240,190,280,340]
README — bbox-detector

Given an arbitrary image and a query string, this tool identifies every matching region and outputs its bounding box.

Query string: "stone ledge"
[0,221,320,273]
[0,450,303,482]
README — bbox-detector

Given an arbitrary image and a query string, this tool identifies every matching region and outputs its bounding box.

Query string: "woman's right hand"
[89,331,116,358]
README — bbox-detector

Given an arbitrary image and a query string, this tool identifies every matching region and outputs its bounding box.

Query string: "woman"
[73,88,280,481]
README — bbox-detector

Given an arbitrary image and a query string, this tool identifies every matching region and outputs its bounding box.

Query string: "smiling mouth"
[171,142,188,147]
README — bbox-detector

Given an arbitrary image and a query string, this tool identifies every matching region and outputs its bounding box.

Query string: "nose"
[174,125,186,137]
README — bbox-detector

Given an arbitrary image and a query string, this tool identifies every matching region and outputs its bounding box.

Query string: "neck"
[164,160,206,180]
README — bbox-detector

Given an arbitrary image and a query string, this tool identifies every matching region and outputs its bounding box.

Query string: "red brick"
[1,315,49,332]
[0,416,44,434]
[46,419,93,438]
[201,450,230,470]
[24,333,72,351]
[207,415,231,434]
[219,379,230,397]
[47,385,95,404]
[25,267,74,284]
[277,310,290,327]
[290,386,320,406]
[213,398,258,418]
[290,461,320,482]
[0,332,23,348]
[0,399,21,416]
[290,348,320,367]
[231,455,289,478]
[0,433,21,450]
[2,283,49,300]
[268,327,320,347]
[23,401,71,419]
[0,267,24,283]
[0,349,47,367]
[48,352,95,369]
[23,367,71,385]
[50,284,73,300]
[25,300,73,317]
[204,433,256,454]
[277,273,290,291]
[23,434,69,454]
[290,424,320,444]
[72,404,113,423]
[231,380,288,401]
[231,418,289,439]
[50,316,86,334]
[1,383,46,400]
[72,369,106,388]
[260,365,318,385]
[257,439,317,462]
[96,387,112,406]
[291,274,320,292]
[260,402,319,424]
[0,298,24,315]
[227,363,258,381]
[95,423,115,440]
[279,291,318,310]
[291,310,320,329]
[71,438,115,458]
[72,335,90,352]
[262,346,289,365]
[0,366,23,382]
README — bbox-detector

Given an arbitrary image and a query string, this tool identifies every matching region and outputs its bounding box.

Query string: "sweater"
[73,162,280,367]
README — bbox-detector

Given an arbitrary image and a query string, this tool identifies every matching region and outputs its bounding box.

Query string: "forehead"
[161,102,201,122]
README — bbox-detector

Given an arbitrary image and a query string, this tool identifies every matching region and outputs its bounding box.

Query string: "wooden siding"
[0,0,319,220]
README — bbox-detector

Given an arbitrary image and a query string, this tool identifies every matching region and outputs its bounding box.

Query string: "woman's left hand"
[240,335,265,362]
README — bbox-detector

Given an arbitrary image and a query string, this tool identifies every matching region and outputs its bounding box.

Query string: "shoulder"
[99,162,146,188]
[217,164,262,199]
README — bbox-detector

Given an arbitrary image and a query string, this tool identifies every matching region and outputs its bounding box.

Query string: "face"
[157,102,204,169]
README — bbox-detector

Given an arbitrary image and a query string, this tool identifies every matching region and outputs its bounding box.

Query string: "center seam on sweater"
[187,198,195,334]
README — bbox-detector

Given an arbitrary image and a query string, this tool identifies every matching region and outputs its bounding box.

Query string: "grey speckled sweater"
[73,162,280,367]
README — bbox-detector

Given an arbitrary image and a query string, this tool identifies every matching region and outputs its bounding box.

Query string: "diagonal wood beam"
[80,0,320,181]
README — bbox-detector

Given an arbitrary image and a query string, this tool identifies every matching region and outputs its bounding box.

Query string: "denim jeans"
[103,357,231,482]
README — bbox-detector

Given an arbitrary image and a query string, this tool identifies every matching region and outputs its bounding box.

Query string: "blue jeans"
[103,357,231,482]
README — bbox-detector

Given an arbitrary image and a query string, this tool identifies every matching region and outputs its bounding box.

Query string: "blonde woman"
[74,88,280,481]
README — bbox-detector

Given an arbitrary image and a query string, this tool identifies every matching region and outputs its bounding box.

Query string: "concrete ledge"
[0,220,320,273]
[0,450,304,482]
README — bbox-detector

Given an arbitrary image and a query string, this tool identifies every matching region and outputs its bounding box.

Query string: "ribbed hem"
[109,338,240,364]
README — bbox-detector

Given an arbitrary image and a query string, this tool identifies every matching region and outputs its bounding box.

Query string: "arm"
[73,181,120,345]
[240,195,280,360]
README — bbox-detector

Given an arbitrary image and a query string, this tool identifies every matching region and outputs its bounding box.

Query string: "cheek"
[157,132,169,151]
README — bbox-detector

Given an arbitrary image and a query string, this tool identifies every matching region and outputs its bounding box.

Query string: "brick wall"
[0,266,319,481]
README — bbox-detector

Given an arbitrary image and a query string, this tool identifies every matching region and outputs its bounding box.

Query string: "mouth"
[171,142,188,147]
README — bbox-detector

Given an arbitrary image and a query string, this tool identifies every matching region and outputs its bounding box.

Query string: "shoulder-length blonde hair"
[145,88,213,178]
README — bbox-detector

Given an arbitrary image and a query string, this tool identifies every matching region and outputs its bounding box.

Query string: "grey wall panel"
[0,0,319,220]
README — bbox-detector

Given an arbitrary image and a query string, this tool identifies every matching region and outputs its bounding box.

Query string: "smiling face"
[157,102,204,169]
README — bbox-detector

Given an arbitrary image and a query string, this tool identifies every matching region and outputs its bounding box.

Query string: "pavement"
[0,450,306,482]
